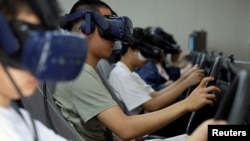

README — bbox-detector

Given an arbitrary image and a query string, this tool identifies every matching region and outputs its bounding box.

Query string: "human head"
[144,26,181,62]
[64,0,116,63]
[0,0,42,101]
[120,27,149,69]
[0,0,85,106]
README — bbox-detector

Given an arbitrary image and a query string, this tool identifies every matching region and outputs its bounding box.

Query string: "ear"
[128,48,138,55]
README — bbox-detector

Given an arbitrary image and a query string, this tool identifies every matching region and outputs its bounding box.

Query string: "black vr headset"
[129,27,164,62]
[150,27,181,54]
[137,41,163,62]
[26,0,62,30]
[0,13,88,81]
[125,38,163,62]
[60,10,133,44]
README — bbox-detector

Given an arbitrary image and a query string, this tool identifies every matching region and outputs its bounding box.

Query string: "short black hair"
[65,0,117,31]
[0,0,62,29]
[120,27,146,56]
[144,26,180,54]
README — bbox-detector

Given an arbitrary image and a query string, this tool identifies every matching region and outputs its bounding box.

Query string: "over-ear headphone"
[0,12,88,81]
[61,9,133,43]
[60,10,109,35]
[149,26,181,54]
[27,0,62,29]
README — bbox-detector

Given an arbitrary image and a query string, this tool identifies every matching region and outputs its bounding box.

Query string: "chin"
[22,88,37,97]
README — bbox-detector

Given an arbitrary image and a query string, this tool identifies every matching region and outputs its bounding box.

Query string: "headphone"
[0,13,88,81]
[26,0,62,29]
[60,10,109,35]
[150,26,181,54]
[60,9,133,43]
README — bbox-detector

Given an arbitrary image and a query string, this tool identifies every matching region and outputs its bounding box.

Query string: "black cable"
[43,82,58,133]
[2,63,38,141]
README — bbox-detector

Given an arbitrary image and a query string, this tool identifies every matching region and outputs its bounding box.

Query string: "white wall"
[59,0,250,62]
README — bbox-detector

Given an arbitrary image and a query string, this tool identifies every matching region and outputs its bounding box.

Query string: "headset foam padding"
[80,13,95,35]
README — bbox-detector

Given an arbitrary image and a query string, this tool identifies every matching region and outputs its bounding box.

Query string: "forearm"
[162,77,185,93]
[151,80,190,109]
[123,100,189,140]
[99,103,190,141]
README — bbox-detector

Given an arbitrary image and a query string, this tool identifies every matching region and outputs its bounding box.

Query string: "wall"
[59,0,250,64]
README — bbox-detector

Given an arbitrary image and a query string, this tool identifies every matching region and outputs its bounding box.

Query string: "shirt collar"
[116,61,131,73]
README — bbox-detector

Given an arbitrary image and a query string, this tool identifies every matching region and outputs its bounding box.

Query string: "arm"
[144,68,205,111]
[153,64,200,95]
[187,119,227,141]
[98,77,220,141]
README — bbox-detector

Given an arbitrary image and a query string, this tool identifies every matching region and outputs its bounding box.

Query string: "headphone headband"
[60,10,108,31]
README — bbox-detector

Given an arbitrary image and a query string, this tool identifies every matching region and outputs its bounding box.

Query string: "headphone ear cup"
[80,13,95,35]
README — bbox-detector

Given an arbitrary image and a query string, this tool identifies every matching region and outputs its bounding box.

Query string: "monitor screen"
[189,34,195,51]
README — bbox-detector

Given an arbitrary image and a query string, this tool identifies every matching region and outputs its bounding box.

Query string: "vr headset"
[27,0,62,29]
[60,10,133,44]
[128,39,164,62]
[150,27,181,54]
[0,13,88,81]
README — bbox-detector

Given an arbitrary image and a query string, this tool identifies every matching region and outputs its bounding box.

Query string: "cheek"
[140,61,148,67]
[0,77,20,99]
[89,35,114,58]
[8,69,37,97]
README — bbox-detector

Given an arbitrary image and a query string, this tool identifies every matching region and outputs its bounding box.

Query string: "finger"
[193,64,198,68]
[198,77,215,88]
[204,93,217,102]
[190,65,199,71]
[193,69,205,74]
[205,99,214,106]
[204,86,221,93]
[198,74,205,78]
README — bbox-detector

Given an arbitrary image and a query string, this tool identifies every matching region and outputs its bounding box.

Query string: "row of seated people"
[20,40,250,141]
[10,1,250,141]
[19,0,215,140]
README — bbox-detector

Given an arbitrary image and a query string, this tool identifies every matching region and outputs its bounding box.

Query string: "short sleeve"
[71,67,117,122]
[109,71,153,112]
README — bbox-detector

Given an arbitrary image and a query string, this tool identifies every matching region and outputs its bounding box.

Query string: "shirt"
[54,64,117,141]
[0,107,67,141]
[108,61,154,115]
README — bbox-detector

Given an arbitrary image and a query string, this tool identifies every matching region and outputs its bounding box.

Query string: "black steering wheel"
[186,56,223,135]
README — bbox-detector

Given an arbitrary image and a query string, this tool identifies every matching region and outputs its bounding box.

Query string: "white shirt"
[0,107,68,141]
[108,61,155,115]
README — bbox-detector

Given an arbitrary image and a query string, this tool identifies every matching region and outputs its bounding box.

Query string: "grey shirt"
[54,64,117,141]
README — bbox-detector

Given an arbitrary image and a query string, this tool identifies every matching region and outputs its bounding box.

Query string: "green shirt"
[54,64,117,141]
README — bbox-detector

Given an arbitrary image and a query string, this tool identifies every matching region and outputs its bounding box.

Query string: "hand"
[187,119,227,141]
[184,77,221,112]
[181,64,199,79]
[184,69,205,87]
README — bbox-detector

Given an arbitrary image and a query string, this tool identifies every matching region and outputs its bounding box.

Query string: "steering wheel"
[186,56,223,135]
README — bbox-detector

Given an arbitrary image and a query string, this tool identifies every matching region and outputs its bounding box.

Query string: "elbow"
[119,135,133,141]
[116,130,136,141]
[145,106,159,112]
[142,102,160,112]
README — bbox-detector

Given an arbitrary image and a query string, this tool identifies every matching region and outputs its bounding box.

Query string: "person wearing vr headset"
[109,27,206,115]
[108,25,222,136]
[134,27,192,91]
[53,1,222,141]
[0,0,88,140]
[129,27,210,137]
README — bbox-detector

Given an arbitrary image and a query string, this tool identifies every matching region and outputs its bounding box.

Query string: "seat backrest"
[96,59,132,116]
[96,59,167,140]
[21,82,81,141]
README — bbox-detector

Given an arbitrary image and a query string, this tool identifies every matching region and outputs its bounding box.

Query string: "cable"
[2,63,38,141]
